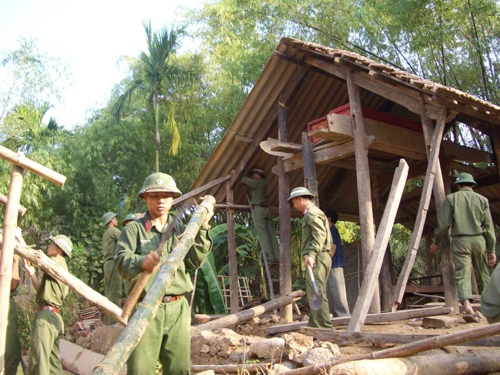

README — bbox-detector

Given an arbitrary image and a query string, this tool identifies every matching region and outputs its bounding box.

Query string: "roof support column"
[302,132,319,205]
[346,69,381,314]
[278,99,292,322]
[226,183,239,313]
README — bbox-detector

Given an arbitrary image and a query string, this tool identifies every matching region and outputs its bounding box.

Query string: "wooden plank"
[226,185,239,314]
[259,138,302,158]
[266,306,454,334]
[405,285,445,294]
[173,173,232,205]
[324,114,493,163]
[392,108,447,310]
[346,69,380,314]
[303,328,500,347]
[278,100,293,322]
[347,159,409,332]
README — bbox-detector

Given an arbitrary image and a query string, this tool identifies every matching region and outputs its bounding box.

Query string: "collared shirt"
[241,176,268,205]
[434,187,496,253]
[331,225,346,268]
[114,211,212,297]
[301,202,333,258]
[102,226,121,261]
[36,256,69,309]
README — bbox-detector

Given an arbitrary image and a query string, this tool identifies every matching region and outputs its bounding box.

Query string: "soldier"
[241,168,280,264]
[115,172,214,375]
[430,173,496,322]
[101,211,123,324]
[123,213,138,226]
[24,235,73,375]
[288,187,333,329]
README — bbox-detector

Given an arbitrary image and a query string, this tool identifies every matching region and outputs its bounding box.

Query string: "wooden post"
[347,160,408,332]
[278,99,292,322]
[346,69,380,313]
[302,132,318,205]
[0,166,24,373]
[392,107,448,311]
[226,184,239,314]
[419,97,458,312]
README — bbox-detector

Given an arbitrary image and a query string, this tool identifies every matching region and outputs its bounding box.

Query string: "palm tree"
[113,21,194,171]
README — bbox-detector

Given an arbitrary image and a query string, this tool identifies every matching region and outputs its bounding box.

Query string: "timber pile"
[74,307,104,340]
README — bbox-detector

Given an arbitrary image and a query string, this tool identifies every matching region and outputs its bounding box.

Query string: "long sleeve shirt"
[102,226,121,261]
[36,256,69,309]
[241,176,268,205]
[434,187,496,253]
[301,202,333,258]
[114,211,212,297]
[331,225,346,268]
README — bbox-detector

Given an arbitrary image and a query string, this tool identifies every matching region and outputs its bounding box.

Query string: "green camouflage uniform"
[102,226,123,324]
[301,202,333,329]
[434,187,496,302]
[241,176,280,261]
[481,265,500,323]
[115,212,212,375]
[5,256,22,375]
[28,256,69,375]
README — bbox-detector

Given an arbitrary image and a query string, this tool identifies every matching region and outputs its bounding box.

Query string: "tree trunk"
[92,196,215,375]
[191,290,305,336]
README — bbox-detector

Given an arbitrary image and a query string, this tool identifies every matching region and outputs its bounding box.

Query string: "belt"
[162,295,184,303]
[39,305,60,314]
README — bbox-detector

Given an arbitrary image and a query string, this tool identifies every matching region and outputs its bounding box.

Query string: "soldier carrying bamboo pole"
[113,172,214,375]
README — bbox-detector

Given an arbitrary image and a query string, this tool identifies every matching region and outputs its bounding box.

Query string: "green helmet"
[123,214,137,224]
[454,173,477,186]
[49,234,73,258]
[101,212,117,226]
[288,187,315,203]
[138,172,182,198]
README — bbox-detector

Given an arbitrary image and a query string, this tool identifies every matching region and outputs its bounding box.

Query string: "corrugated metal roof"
[190,38,500,228]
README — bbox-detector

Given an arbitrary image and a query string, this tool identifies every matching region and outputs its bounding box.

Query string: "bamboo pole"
[93,196,215,375]
[0,193,27,216]
[0,146,66,186]
[283,321,500,375]
[226,185,239,314]
[0,165,24,373]
[191,290,305,335]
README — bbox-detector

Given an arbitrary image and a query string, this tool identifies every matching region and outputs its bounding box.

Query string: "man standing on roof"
[24,235,73,375]
[114,172,214,375]
[430,173,496,321]
[241,168,280,265]
[289,187,333,329]
[101,211,123,324]
[325,210,350,317]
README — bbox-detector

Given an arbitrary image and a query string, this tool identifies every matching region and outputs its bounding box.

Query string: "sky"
[0,0,204,128]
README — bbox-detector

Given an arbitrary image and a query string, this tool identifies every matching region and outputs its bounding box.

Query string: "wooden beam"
[260,138,302,158]
[392,107,448,310]
[266,306,453,334]
[347,159,409,332]
[278,100,293,322]
[322,114,493,163]
[346,69,380,314]
[0,193,26,216]
[226,184,239,314]
[302,328,500,347]
[176,173,233,206]
[302,132,319,205]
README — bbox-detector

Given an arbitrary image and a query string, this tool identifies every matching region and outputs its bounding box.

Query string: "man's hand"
[304,255,315,268]
[429,243,438,254]
[142,252,160,272]
[489,253,497,267]
[200,203,215,227]
[23,259,35,276]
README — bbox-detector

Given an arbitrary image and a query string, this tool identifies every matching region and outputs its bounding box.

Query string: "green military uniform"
[481,265,500,323]
[301,201,333,329]
[241,175,280,261]
[102,226,123,324]
[434,186,496,303]
[28,256,69,375]
[115,212,212,375]
[5,256,22,375]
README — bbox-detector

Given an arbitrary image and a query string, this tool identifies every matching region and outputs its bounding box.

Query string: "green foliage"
[390,223,427,278]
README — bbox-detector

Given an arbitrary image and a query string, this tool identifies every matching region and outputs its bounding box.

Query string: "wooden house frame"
[175,38,500,330]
